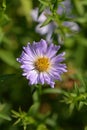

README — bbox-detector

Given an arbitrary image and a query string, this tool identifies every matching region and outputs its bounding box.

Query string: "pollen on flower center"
[35,57,50,72]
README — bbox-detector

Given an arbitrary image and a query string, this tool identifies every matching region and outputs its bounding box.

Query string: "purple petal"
[35,39,47,55]
[27,70,39,84]
[46,44,60,58]
[39,73,45,84]
[43,72,55,88]
[51,52,65,63]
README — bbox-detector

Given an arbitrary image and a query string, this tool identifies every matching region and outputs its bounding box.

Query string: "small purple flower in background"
[17,39,67,88]
[31,0,79,43]
[31,8,55,42]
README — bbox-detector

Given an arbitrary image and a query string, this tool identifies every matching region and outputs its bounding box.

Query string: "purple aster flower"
[17,39,67,88]
[31,0,79,43]
[31,8,55,42]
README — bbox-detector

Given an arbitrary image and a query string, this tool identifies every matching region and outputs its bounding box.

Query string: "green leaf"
[74,0,84,15]
[2,0,6,11]
[13,118,21,125]
[78,101,84,110]
[0,49,19,68]
[69,103,75,114]
[85,126,87,130]
[33,89,40,102]
[0,28,4,42]
[76,14,87,24]
[0,14,10,26]
[37,124,48,130]
[0,103,11,121]
[0,74,16,82]
[0,113,11,121]
[82,0,87,5]
[42,88,63,94]
[38,0,49,6]
[18,0,32,22]
[11,110,20,118]
[74,83,80,94]
[28,103,40,116]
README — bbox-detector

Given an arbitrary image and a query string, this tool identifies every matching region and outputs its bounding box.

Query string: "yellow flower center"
[35,57,50,72]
